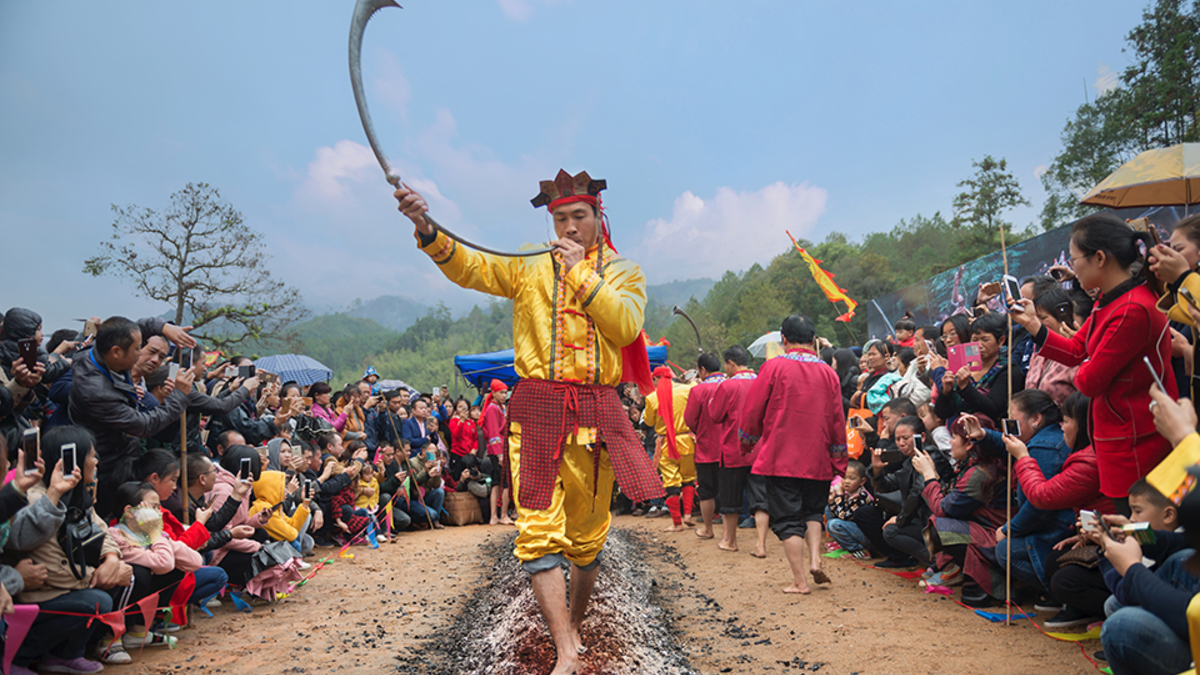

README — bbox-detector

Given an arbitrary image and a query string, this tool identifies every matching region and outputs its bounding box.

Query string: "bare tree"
[84,182,308,351]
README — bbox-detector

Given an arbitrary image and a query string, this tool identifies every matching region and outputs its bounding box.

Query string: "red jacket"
[162,507,212,550]
[706,370,758,468]
[739,349,848,481]
[448,417,478,457]
[1014,446,1113,515]
[1037,282,1175,498]
[683,374,726,464]
[481,403,506,456]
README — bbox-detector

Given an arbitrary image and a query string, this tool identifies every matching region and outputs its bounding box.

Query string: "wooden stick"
[181,409,189,526]
[1000,224,1013,626]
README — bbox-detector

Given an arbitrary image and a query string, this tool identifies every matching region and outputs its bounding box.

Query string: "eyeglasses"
[1068,253,1092,267]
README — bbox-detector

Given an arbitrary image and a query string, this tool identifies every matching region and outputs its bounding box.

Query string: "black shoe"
[960,590,1000,608]
[1044,606,1101,629]
[1034,595,1064,612]
[313,536,336,548]
[1093,651,1106,662]
[875,557,916,569]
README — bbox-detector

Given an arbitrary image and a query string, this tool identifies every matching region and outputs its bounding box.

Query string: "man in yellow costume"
[643,366,697,532]
[394,170,664,675]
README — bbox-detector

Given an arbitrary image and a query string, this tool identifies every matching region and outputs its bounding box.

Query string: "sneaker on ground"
[151,618,183,633]
[1044,606,1102,629]
[1093,650,1106,662]
[205,597,223,608]
[645,506,667,519]
[849,550,871,560]
[297,560,312,570]
[122,631,177,650]
[920,567,937,580]
[920,567,963,587]
[1034,595,1064,612]
[39,655,105,673]
[96,639,132,665]
[738,518,755,529]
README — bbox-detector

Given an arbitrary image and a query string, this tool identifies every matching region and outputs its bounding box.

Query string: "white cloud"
[300,139,378,203]
[1033,164,1049,180]
[1094,63,1119,95]
[498,0,532,21]
[638,182,828,283]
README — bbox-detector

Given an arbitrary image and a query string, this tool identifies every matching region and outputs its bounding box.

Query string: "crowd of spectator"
[0,306,509,674]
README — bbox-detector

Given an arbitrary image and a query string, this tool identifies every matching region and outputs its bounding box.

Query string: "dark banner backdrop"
[866,206,1191,340]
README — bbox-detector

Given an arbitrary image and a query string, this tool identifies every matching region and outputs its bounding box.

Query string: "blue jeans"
[16,589,114,666]
[1102,607,1192,675]
[399,488,444,525]
[189,566,229,604]
[995,535,1042,591]
[825,508,868,552]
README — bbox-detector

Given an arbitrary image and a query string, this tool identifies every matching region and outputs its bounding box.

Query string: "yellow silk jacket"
[418,229,646,387]
[643,383,696,455]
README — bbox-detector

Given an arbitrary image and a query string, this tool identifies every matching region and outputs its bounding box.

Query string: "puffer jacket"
[12,483,121,604]
[0,308,71,384]
[0,308,71,451]
[108,525,204,574]
[1013,445,1113,516]
[248,470,310,543]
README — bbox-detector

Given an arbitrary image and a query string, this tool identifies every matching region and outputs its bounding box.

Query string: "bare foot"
[569,627,586,655]
[682,517,695,527]
[694,528,714,539]
[663,523,687,532]
[751,547,767,559]
[717,541,738,552]
[499,518,515,525]
[783,583,811,594]
[811,568,831,585]
[549,653,580,675]
[489,518,502,525]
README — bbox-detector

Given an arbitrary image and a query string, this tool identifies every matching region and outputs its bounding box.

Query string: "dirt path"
[134,516,1100,675]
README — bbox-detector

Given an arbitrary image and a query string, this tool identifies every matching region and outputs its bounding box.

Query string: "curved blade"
[671,305,704,354]
[349,0,552,257]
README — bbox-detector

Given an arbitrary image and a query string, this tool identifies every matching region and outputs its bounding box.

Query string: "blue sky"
[1,1,1146,335]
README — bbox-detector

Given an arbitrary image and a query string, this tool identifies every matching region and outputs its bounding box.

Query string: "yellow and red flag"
[786,230,857,323]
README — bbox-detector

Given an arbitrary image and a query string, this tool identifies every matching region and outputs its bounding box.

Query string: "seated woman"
[9,426,128,674]
[964,390,1075,606]
[852,341,901,415]
[1008,393,1114,627]
[934,313,1018,423]
[912,414,1005,588]
[866,416,933,570]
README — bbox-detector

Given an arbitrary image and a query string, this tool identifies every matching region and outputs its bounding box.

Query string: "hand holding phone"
[1144,356,1167,394]
[22,428,39,477]
[1079,509,1099,534]
[1002,275,1021,304]
[239,457,252,483]
[61,443,77,475]
[1001,418,1021,437]
[17,338,38,372]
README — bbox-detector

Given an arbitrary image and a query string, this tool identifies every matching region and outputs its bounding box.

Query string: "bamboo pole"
[181,408,189,526]
[999,224,1013,626]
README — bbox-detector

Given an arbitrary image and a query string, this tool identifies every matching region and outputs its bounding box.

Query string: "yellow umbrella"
[1079,142,1200,210]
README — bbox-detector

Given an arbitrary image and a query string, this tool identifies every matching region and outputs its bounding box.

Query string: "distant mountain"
[647,278,716,308]
[347,295,430,333]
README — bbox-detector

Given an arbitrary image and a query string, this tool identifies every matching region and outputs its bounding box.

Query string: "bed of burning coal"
[393,527,767,675]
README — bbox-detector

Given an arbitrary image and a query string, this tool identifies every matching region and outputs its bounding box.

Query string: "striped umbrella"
[253,354,333,387]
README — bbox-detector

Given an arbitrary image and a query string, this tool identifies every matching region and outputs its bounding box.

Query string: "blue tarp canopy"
[454,346,668,389]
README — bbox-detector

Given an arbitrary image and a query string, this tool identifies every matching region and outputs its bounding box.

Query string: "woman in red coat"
[1011,213,1175,514]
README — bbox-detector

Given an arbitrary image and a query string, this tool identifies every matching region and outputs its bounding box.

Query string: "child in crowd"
[355,460,380,513]
[108,482,230,647]
[249,469,314,558]
[826,461,873,559]
[1095,479,1196,674]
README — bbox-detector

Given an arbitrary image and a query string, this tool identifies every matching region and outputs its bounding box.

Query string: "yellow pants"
[659,452,697,490]
[656,435,697,490]
[509,422,614,569]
